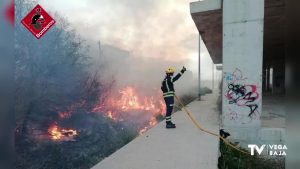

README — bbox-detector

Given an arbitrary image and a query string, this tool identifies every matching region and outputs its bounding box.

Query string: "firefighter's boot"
[166,122,176,129]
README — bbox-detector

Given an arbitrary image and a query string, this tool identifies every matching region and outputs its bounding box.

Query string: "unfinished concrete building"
[190,0,286,144]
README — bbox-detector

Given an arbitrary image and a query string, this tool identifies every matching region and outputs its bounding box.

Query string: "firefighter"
[161,66,186,128]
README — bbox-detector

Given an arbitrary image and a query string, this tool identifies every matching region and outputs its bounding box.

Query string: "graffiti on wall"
[228,108,238,121]
[224,68,260,118]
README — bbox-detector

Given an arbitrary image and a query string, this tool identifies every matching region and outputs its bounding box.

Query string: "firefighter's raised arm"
[172,66,186,82]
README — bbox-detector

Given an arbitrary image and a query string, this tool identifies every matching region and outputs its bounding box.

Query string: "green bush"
[218,140,285,169]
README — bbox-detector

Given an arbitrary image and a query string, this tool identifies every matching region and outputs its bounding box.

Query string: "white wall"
[222,0,264,130]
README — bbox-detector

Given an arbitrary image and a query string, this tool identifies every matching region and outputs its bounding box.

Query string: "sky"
[38,0,217,81]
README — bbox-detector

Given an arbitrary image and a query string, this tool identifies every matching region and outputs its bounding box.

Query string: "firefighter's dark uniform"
[161,68,185,126]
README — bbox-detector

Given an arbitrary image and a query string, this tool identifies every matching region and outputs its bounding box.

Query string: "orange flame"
[106,111,118,121]
[48,124,78,141]
[108,86,164,114]
[139,116,158,135]
[92,86,166,133]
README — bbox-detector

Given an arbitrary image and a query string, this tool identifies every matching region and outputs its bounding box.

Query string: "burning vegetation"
[93,86,164,118]
[44,86,165,142]
[92,86,165,134]
[48,124,78,141]
[15,2,169,168]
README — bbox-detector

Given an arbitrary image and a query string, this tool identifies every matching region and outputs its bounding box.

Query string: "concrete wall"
[222,0,264,132]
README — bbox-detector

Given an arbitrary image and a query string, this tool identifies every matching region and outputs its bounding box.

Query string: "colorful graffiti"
[226,106,259,124]
[224,68,260,117]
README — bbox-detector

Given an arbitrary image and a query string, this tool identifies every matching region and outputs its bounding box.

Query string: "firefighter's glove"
[181,66,187,73]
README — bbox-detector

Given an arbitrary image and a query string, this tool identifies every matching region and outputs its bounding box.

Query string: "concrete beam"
[190,0,221,14]
[190,0,223,64]
[190,0,285,66]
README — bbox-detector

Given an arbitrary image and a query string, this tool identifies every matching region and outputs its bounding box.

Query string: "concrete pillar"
[222,0,264,138]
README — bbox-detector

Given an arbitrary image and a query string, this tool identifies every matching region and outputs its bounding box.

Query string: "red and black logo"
[21,4,56,39]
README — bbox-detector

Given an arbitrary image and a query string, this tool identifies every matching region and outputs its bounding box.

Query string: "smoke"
[36,0,219,87]
[39,0,199,61]
[87,41,197,97]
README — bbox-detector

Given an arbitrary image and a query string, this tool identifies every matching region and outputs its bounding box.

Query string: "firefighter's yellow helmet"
[165,67,175,74]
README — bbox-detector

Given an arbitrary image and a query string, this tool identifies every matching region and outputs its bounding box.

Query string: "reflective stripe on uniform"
[166,116,171,121]
[163,91,174,95]
[163,91,174,97]
[165,80,170,92]
[163,93,174,97]
[163,94,174,98]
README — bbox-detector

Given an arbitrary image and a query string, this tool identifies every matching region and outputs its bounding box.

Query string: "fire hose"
[174,94,251,155]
